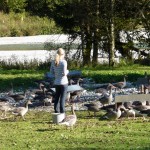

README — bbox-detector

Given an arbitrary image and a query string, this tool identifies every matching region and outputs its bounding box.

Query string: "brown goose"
[11,100,32,121]
[95,83,116,95]
[84,101,101,117]
[131,104,150,111]
[59,103,77,129]
[102,105,123,120]
[114,75,127,90]
[8,94,25,102]
[0,102,13,118]
[32,83,45,95]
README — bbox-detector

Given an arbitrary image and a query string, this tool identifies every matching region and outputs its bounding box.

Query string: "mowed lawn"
[0,109,149,150]
[0,67,150,149]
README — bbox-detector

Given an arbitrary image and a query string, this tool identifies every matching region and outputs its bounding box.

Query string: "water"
[0,50,53,62]
[0,35,79,63]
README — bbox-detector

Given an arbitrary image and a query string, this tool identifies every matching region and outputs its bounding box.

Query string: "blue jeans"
[54,84,68,113]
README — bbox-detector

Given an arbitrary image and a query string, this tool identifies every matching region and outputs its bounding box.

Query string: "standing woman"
[50,48,69,113]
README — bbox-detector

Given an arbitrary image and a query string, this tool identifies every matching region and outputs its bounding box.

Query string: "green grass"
[0,67,150,149]
[1,66,150,92]
[0,110,150,150]
[0,70,46,92]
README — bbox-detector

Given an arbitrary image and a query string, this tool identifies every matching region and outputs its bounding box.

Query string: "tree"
[10,0,148,66]
[7,0,27,13]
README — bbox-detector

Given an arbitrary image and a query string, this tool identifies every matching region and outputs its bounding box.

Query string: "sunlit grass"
[1,66,150,92]
[0,70,45,92]
[0,110,150,150]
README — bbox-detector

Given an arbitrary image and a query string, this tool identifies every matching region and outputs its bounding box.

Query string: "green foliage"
[0,110,150,149]
[7,0,27,13]
[0,12,62,36]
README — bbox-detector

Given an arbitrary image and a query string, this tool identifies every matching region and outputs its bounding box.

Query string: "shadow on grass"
[36,128,60,132]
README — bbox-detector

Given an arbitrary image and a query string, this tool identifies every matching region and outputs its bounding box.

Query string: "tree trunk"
[109,0,115,67]
[92,0,99,65]
[82,32,92,66]
[92,31,99,65]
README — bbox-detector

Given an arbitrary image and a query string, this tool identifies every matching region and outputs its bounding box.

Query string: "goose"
[31,83,45,95]
[65,92,71,106]
[43,96,53,106]
[101,105,123,120]
[0,97,9,102]
[131,104,150,111]
[121,106,136,119]
[99,86,113,106]
[140,109,150,117]
[114,75,127,90]
[95,83,116,96]
[121,103,149,120]
[95,88,107,95]
[69,79,75,85]
[6,82,27,102]
[59,103,77,129]
[11,100,32,121]
[76,78,83,86]
[69,78,83,86]
[8,92,26,102]
[84,101,101,117]
[0,102,14,118]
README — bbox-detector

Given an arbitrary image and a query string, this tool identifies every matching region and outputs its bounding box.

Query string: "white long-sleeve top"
[50,60,69,85]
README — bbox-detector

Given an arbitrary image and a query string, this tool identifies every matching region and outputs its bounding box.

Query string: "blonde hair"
[55,48,65,66]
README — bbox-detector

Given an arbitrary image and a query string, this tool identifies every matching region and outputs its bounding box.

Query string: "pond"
[0,50,53,62]
[0,35,73,62]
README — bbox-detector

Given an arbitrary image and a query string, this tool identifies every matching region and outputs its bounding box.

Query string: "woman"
[50,48,69,113]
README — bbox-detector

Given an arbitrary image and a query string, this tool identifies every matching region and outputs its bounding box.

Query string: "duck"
[99,85,113,106]
[101,105,123,120]
[11,100,32,121]
[59,103,77,129]
[84,101,101,117]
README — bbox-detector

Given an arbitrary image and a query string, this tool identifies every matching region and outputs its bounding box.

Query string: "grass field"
[1,66,150,92]
[0,67,150,149]
[0,110,150,150]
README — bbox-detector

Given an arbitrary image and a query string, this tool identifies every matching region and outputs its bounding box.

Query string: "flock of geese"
[0,74,150,129]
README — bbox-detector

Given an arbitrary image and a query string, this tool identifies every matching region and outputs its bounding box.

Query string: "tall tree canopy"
[0,0,149,66]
